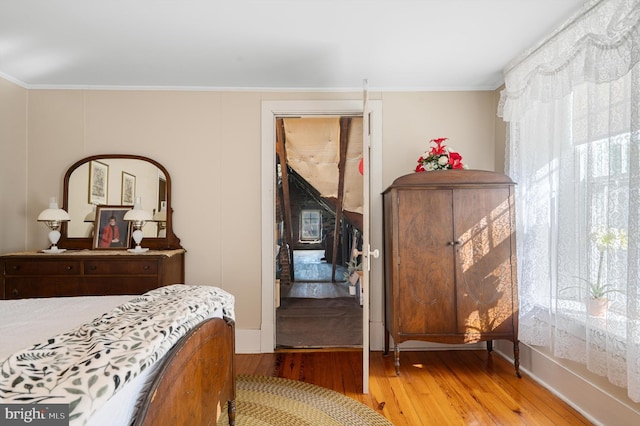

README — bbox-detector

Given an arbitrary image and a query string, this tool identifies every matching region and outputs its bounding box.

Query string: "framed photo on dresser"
[93,206,132,250]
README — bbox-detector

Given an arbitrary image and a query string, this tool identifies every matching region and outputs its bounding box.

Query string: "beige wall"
[380,91,498,187]
[0,78,27,254]
[11,85,500,332]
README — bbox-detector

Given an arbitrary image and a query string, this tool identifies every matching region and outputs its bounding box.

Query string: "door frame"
[260,99,384,353]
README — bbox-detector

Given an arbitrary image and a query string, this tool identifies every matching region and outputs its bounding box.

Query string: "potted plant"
[576,227,627,316]
[343,257,362,296]
[578,277,620,317]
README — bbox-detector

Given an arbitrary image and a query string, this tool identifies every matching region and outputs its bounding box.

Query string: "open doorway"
[275,116,364,349]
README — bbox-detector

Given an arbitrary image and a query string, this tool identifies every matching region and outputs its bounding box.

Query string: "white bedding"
[0,295,135,359]
[0,289,227,426]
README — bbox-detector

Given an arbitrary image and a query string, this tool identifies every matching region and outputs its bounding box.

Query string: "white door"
[260,99,382,393]
[360,82,371,393]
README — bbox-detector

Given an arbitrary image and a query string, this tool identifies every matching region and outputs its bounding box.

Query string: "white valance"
[499,0,640,122]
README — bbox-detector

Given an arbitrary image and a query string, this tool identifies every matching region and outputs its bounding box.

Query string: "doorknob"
[353,246,379,258]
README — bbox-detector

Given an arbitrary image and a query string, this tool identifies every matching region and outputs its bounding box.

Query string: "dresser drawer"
[84,260,158,275]
[5,277,84,299]
[4,260,82,276]
[83,277,160,295]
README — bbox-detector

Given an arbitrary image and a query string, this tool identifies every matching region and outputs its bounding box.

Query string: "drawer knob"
[12,265,20,271]
[12,288,18,297]
[90,265,97,271]
[143,265,150,270]
[66,265,73,271]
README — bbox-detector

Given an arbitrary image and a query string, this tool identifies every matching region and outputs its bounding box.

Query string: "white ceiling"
[0,0,587,91]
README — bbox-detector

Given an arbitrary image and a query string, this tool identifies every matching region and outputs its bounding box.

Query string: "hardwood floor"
[235,349,592,425]
[270,250,591,423]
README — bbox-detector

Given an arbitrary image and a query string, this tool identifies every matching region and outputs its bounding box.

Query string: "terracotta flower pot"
[588,298,608,317]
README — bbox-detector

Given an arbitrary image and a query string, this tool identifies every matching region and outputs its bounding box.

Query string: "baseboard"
[369,320,385,350]
[236,328,262,353]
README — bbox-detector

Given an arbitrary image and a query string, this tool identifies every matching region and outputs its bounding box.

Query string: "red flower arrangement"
[415,137,465,172]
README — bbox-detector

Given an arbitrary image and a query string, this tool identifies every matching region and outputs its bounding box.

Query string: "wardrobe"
[382,170,519,376]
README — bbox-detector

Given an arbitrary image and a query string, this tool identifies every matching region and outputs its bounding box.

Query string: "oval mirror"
[59,154,182,250]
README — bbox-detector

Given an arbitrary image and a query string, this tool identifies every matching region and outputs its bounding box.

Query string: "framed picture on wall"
[88,160,109,205]
[92,205,132,250]
[121,172,136,205]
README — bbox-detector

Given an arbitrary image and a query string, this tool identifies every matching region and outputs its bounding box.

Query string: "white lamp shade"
[124,209,153,222]
[124,196,152,222]
[38,208,70,222]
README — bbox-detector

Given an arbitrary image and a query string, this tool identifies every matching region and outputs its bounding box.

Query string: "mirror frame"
[59,154,182,250]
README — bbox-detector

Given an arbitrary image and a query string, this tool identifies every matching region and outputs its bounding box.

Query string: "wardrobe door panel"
[397,189,456,334]
[453,187,515,336]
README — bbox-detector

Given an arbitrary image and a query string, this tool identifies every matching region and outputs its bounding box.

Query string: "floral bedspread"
[0,284,235,425]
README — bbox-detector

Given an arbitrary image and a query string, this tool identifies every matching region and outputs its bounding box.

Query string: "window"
[558,134,630,317]
[299,210,322,243]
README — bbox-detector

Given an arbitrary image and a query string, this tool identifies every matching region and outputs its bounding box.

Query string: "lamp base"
[42,248,66,254]
[43,230,64,254]
[127,246,149,254]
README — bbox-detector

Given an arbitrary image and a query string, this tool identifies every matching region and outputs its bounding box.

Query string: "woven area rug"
[216,375,393,426]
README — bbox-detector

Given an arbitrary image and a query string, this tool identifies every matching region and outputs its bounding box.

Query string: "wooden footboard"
[133,317,236,426]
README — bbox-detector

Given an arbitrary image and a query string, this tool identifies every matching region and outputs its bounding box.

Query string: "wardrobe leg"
[394,345,400,375]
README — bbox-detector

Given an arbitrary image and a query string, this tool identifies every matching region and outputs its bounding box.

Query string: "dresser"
[382,170,519,376]
[1,249,185,299]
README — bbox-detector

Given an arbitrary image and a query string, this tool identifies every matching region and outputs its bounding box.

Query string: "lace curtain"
[498,0,640,401]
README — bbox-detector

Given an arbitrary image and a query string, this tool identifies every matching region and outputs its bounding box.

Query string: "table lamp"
[37,197,70,253]
[124,196,153,253]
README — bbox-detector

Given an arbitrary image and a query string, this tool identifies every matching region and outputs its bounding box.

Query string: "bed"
[0,284,236,426]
